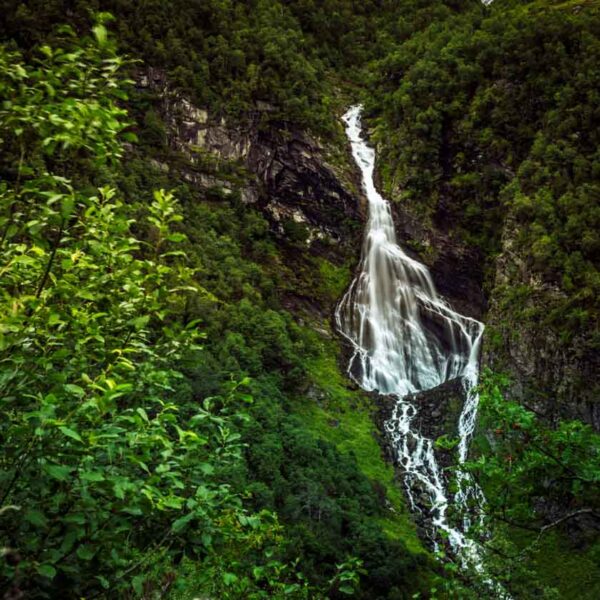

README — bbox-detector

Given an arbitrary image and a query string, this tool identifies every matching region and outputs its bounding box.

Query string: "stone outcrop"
[389,203,486,321]
[375,379,466,470]
[373,379,468,548]
[134,67,365,260]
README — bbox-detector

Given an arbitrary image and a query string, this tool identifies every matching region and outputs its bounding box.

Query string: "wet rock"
[404,378,466,443]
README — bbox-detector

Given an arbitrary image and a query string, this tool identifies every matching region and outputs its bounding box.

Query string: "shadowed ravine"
[335,106,487,564]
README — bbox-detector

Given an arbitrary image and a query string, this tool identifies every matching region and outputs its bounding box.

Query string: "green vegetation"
[0,16,434,598]
[1,1,599,598]
[367,0,600,375]
[0,24,319,599]
[459,372,600,599]
[0,0,340,132]
[295,348,424,553]
[472,373,599,527]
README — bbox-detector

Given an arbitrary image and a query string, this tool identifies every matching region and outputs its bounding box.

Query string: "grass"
[294,333,427,556]
[316,258,352,303]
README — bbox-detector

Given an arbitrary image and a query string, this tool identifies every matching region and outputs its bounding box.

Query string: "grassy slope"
[296,329,426,556]
[510,529,600,599]
[287,244,426,555]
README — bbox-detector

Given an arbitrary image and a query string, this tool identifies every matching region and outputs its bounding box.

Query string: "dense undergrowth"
[0,19,436,598]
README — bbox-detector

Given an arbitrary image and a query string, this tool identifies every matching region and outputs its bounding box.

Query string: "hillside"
[0,1,598,598]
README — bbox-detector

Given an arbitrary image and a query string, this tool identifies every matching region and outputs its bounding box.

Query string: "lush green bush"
[468,371,600,530]
[0,22,315,599]
[451,371,600,599]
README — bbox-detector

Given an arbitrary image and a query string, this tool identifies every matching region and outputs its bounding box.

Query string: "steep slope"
[365,0,600,596]
[121,71,438,597]
[368,0,600,427]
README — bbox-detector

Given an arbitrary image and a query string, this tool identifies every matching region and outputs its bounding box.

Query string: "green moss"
[294,335,426,556]
[316,258,352,303]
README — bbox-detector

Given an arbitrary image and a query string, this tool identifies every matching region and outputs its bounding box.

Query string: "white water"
[335,105,485,560]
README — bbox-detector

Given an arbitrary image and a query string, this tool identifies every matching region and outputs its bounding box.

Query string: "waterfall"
[335,105,485,560]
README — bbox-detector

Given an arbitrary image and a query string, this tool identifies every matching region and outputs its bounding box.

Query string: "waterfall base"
[373,379,473,546]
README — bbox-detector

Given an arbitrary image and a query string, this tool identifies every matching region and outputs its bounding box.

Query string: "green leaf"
[43,463,72,481]
[222,572,238,586]
[284,584,301,594]
[59,426,83,442]
[76,545,95,560]
[130,315,149,330]
[61,196,75,218]
[80,470,105,482]
[25,509,48,528]
[122,506,143,516]
[166,233,186,243]
[198,462,215,475]
[65,384,85,397]
[122,132,138,143]
[92,24,107,46]
[64,513,87,525]
[48,313,63,326]
[113,481,126,500]
[171,512,195,533]
[132,574,145,595]
[36,564,57,579]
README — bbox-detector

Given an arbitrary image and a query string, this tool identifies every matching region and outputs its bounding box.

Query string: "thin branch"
[539,508,598,534]
[35,217,65,299]
[528,438,594,484]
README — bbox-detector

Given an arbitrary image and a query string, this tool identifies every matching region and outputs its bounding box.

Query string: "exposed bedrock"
[375,379,466,470]
[484,218,600,430]
[135,68,365,260]
[389,204,486,322]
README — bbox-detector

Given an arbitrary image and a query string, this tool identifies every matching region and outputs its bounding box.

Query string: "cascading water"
[335,105,486,560]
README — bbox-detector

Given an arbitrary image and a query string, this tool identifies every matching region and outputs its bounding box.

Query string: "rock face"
[367,148,486,321]
[375,379,466,471]
[193,115,363,251]
[405,379,466,446]
[390,203,486,321]
[373,379,468,548]
[484,218,600,430]
[134,68,365,259]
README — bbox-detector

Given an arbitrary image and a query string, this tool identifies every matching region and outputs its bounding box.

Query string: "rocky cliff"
[484,216,600,430]
[367,121,598,432]
[135,68,364,264]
